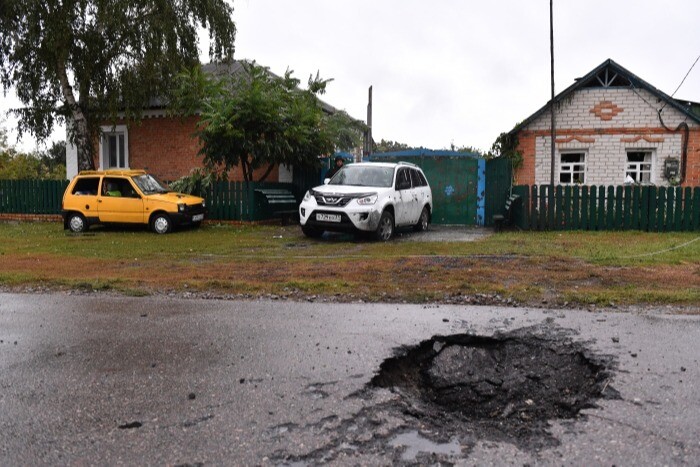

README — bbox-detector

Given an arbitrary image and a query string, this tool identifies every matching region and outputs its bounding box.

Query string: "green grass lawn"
[0,222,698,308]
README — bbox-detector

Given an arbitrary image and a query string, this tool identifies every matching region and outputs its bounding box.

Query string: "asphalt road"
[0,293,698,465]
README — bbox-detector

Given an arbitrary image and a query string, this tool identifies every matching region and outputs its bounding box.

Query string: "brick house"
[66,61,352,182]
[510,59,700,187]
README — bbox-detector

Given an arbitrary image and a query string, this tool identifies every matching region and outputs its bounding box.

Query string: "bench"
[254,188,298,224]
[492,194,521,232]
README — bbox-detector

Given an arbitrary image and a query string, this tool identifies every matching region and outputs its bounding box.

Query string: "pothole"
[272,327,618,465]
[370,328,617,444]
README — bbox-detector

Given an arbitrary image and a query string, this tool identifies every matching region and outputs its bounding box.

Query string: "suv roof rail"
[396,161,418,168]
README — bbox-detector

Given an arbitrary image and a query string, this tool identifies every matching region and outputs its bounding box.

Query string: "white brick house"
[511,59,700,187]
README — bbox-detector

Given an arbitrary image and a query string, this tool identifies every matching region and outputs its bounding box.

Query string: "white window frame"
[559,151,586,184]
[99,125,129,170]
[625,150,653,184]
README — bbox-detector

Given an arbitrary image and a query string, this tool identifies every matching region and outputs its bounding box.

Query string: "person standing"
[326,156,345,180]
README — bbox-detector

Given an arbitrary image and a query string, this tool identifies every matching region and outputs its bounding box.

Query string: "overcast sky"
[2,0,700,153]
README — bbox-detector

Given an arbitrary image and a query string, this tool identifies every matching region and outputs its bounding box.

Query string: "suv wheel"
[68,213,87,233]
[414,207,429,232]
[150,213,172,234]
[374,210,394,241]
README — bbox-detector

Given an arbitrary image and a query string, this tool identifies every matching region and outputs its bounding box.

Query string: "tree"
[488,131,522,169]
[373,139,413,153]
[38,140,67,171]
[174,62,365,182]
[0,0,236,172]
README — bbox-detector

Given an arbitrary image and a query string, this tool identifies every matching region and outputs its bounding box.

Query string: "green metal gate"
[370,151,480,225]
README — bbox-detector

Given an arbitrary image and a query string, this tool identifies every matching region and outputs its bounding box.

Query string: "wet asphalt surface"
[1,292,699,465]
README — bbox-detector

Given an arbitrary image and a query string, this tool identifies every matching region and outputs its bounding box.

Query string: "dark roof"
[201,60,340,115]
[147,59,342,116]
[510,58,700,135]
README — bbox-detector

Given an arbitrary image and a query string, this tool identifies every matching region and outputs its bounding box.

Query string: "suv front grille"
[314,193,352,207]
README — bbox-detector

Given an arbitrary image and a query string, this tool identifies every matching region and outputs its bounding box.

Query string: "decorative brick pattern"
[590,101,624,121]
[555,135,596,144]
[620,135,665,143]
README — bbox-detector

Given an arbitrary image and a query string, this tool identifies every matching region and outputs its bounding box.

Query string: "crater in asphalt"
[371,329,617,436]
[271,328,618,465]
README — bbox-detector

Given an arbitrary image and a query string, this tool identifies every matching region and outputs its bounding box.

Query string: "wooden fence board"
[511,184,699,232]
[692,187,700,230]
[597,186,606,230]
[674,187,683,231]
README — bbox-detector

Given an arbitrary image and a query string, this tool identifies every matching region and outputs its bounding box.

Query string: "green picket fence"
[0,179,303,221]
[0,179,69,214]
[202,180,301,221]
[513,185,700,231]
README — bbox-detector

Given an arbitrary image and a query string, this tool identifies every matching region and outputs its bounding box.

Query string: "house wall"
[514,87,700,186]
[67,115,281,182]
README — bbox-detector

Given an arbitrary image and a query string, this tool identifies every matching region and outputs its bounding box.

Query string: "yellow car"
[62,170,206,234]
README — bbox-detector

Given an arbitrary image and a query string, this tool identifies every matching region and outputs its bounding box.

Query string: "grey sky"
[3,0,700,153]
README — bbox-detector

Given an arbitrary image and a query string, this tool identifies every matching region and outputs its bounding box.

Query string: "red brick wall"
[515,131,536,185]
[128,116,202,181]
[99,116,280,182]
[0,214,62,222]
[685,128,700,186]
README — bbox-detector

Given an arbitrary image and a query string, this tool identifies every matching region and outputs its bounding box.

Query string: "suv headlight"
[356,194,378,205]
[303,190,313,202]
[202,200,206,208]
[178,203,185,212]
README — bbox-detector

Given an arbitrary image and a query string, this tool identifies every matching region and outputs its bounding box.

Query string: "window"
[409,169,423,187]
[72,177,99,196]
[100,125,129,170]
[559,153,586,184]
[626,151,652,183]
[395,168,411,190]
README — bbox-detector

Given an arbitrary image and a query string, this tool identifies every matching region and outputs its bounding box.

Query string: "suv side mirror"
[323,178,330,185]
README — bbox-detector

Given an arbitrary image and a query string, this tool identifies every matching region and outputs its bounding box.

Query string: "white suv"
[299,162,432,241]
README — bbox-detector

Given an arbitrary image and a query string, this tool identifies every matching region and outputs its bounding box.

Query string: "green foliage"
[489,132,523,169]
[451,143,485,156]
[0,122,65,179]
[38,140,66,172]
[0,151,66,180]
[0,0,236,170]
[373,139,413,153]
[173,62,364,182]
[170,166,225,197]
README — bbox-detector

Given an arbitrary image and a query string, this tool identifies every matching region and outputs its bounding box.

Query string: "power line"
[660,54,700,111]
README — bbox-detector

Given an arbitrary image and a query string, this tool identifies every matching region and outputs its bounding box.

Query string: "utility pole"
[549,0,556,186]
[363,86,373,162]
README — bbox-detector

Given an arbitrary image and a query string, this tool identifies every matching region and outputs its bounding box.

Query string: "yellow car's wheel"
[150,213,172,234]
[68,213,87,233]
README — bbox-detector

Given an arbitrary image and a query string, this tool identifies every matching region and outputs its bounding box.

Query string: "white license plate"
[192,214,204,222]
[316,213,341,223]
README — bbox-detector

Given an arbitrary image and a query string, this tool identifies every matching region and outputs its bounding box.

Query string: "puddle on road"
[388,431,461,462]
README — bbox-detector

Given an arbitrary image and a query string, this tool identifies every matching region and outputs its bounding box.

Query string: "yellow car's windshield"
[132,174,170,195]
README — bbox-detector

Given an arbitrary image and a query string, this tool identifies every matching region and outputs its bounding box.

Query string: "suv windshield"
[329,166,394,188]
[131,174,170,194]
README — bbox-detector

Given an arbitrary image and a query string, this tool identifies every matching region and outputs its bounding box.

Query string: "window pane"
[562,153,583,163]
[108,135,117,167]
[118,134,125,167]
